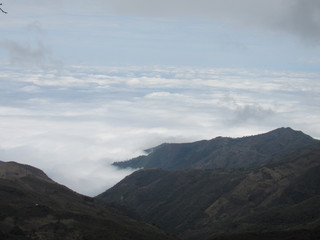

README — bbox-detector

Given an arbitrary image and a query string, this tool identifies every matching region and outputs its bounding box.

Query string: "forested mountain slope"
[113,127,318,170]
[100,142,320,240]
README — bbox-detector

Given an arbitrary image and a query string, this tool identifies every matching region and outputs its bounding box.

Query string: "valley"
[1,127,319,239]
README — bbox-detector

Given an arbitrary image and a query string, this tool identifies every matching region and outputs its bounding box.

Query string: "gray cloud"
[2,40,51,67]
[279,0,320,45]
[230,104,275,124]
[98,0,320,45]
[1,22,63,70]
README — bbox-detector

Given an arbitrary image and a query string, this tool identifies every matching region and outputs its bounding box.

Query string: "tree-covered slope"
[113,127,318,170]
[100,143,320,240]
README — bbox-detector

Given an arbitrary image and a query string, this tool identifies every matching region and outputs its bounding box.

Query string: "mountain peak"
[271,127,301,134]
[266,127,311,137]
[0,161,52,182]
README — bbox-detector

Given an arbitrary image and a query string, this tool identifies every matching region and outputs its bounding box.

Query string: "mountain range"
[1,127,320,240]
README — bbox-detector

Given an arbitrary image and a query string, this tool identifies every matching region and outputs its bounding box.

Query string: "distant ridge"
[113,127,318,170]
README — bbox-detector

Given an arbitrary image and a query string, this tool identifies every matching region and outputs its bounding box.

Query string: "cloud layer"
[0,65,319,195]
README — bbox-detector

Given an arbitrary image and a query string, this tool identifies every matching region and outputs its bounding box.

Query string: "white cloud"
[145,91,184,99]
[0,65,319,196]
[19,85,41,93]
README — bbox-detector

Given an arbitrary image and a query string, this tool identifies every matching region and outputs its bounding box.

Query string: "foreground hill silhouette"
[113,127,317,170]
[0,161,177,240]
[99,128,320,240]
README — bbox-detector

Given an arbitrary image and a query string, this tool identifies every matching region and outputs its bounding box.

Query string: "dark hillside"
[100,143,320,240]
[97,168,247,234]
[113,127,318,170]
[0,161,177,240]
[209,228,320,240]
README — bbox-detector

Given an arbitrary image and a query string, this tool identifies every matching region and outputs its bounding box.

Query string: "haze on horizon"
[0,0,319,196]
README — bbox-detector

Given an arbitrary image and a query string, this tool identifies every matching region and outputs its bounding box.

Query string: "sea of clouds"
[0,64,319,196]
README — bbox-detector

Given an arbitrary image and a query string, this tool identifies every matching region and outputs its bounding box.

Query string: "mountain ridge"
[113,127,318,170]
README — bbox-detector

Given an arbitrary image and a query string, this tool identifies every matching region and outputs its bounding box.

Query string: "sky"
[0,0,319,196]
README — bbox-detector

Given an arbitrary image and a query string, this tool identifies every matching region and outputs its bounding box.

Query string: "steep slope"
[113,127,318,170]
[99,143,320,240]
[97,168,247,234]
[0,161,177,240]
